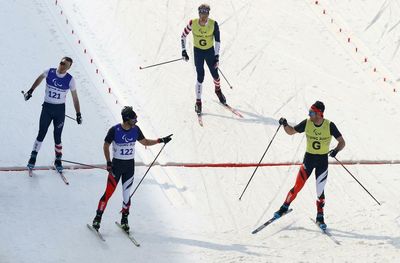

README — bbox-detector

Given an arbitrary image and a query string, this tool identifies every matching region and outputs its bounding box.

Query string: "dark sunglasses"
[59,61,66,66]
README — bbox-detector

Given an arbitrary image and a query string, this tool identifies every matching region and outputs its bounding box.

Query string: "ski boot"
[316,213,327,230]
[92,211,103,231]
[54,154,63,172]
[274,204,289,219]
[215,89,226,105]
[27,151,38,170]
[120,212,130,232]
[195,99,202,114]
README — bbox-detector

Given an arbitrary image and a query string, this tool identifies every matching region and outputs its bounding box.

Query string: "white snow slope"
[1,0,400,262]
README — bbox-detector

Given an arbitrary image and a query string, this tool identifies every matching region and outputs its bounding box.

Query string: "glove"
[279,117,288,127]
[76,112,82,124]
[214,55,219,69]
[106,161,113,173]
[182,50,189,61]
[24,89,33,101]
[329,149,338,158]
[158,134,173,144]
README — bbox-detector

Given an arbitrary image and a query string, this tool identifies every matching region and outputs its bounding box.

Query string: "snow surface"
[1,0,400,262]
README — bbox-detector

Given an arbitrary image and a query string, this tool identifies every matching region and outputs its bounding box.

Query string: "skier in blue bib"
[24,57,82,172]
[92,106,172,232]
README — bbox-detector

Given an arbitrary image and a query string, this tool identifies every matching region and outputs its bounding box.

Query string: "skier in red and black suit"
[274,101,345,229]
[92,106,172,232]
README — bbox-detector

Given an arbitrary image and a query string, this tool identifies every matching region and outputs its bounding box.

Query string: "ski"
[115,221,141,247]
[54,166,69,185]
[197,113,203,127]
[252,208,293,234]
[87,224,106,241]
[310,218,341,245]
[221,103,243,118]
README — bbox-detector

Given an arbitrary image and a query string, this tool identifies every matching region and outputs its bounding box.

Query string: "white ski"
[87,224,106,241]
[310,218,341,245]
[115,221,140,247]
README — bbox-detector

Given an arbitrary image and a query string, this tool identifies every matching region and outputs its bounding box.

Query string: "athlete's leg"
[284,164,312,204]
[194,49,206,84]
[204,48,226,103]
[121,168,135,214]
[53,105,65,146]
[36,105,53,142]
[97,167,122,213]
[315,156,328,216]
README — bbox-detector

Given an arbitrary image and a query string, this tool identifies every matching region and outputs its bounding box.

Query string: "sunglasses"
[59,61,66,66]
[308,110,316,117]
[199,8,209,14]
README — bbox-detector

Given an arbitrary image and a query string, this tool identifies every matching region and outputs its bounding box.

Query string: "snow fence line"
[1,159,400,172]
[312,0,397,92]
[53,0,123,104]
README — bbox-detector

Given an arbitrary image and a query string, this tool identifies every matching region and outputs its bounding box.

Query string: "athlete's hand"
[329,149,338,158]
[182,50,189,62]
[24,89,33,101]
[158,134,173,144]
[76,112,82,124]
[214,55,219,69]
[106,161,113,173]
[279,117,288,127]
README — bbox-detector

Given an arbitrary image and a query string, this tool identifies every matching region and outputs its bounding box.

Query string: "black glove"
[24,89,33,101]
[214,55,219,68]
[182,50,189,61]
[158,134,173,144]
[106,161,113,173]
[76,112,82,124]
[329,149,338,158]
[279,117,288,127]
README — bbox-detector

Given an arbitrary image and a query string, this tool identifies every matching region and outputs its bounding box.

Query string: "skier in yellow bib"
[181,4,226,114]
[274,101,345,230]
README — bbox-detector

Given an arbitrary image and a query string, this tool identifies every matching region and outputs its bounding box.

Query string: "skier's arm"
[181,20,193,51]
[71,89,81,113]
[330,122,345,153]
[69,78,80,113]
[283,125,298,135]
[28,74,46,94]
[138,138,159,146]
[333,136,345,152]
[103,142,111,162]
[214,21,220,56]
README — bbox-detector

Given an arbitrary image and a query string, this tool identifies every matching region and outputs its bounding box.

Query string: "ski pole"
[61,159,106,170]
[239,125,282,200]
[334,156,381,205]
[65,114,76,121]
[130,143,167,199]
[218,68,233,89]
[139,58,183,70]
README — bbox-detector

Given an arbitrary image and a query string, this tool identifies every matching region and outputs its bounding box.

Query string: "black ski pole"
[334,156,381,205]
[139,58,184,70]
[130,143,168,199]
[239,125,282,200]
[218,68,233,89]
[62,159,106,170]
